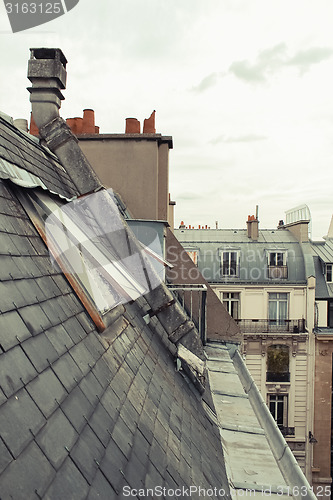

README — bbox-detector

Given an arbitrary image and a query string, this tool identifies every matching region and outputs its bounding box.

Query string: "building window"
[326,264,332,282]
[18,189,161,327]
[268,394,288,431]
[268,251,287,279]
[221,251,239,277]
[268,293,288,326]
[185,250,198,266]
[266,345,290,382]
[221,292,240,319]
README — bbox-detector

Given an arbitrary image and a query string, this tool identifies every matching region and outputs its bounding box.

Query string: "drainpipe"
[27,47,102,196]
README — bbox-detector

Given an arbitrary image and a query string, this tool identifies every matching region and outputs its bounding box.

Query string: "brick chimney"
[246,206,259,240]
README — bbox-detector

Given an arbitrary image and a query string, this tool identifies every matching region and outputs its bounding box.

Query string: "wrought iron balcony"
[266,371,290,382]
[235,318,306,333]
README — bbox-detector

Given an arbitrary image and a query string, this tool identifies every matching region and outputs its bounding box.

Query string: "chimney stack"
[246,210,259,240]
[27,47,101,195]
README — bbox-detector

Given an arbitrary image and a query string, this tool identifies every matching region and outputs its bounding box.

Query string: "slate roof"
[0,113,77,199]
[0,175,231,499]
[0,111,233,499]
[311,240,333,299]
[174,228,307,284]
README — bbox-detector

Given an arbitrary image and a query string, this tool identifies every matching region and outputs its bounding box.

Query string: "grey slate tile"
[123,452,146,490]
[77,311,96,334]
[99,387,121,425]
[25,367,67,418]
[0,309,32,351]
[92,357,113,390]
[0,255,22,280]
[148,439,167,477]
[19,303,52,335]
[70,341,94,376]
[0,345,37,398]
[36,407,78,469]
[0,436,13,475]
[99,438,129,494]
[51,351,83,392]
[63,315,86,344]
[83,332,106,360]
[87,470,118,500]
[15,255,44,279]
[70,424,105,485]
[0,387,45,458]
[61,385,93,433]
[0,280,26,312]
[21,332,59,373]
[40,298,65,326]
[44,457,89,500]
[112,416,134,458]
[0,441,55,500]
[79,369,104,407]
[44,323,74,356]
[87,401,113,447]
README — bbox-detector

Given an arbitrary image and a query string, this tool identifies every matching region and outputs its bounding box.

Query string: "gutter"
[227,344,317,500]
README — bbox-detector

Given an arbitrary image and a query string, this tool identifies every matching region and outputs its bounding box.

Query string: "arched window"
[266,345,290,382]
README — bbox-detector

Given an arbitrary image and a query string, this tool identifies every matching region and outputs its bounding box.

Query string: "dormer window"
[268,251,288,279]
[326,264,332,282]
[185,249,198,266]
[221,251,239,277]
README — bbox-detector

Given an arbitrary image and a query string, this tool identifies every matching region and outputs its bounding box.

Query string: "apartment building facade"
[175,214,316,481]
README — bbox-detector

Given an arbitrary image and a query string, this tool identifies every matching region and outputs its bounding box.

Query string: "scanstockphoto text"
[122,484,331,497]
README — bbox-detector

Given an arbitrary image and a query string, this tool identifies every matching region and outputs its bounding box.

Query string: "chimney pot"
[82,109,95,134]
[143,110,156,134]
[125,118,140,134]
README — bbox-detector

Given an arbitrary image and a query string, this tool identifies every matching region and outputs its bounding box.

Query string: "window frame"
[326,263,332,283]
[220,250,239,278]
[221,292,240,319]
[267,250,288,279]
[268,292,289,326]
[268,393,288,431]
[16,188,161,331]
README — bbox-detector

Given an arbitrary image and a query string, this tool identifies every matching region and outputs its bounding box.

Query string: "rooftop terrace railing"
[235,318,306,334]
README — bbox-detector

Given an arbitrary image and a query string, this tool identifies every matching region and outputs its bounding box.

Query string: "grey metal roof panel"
[313,255,330,299]
[175,228,307,284]
[312,239,333,263]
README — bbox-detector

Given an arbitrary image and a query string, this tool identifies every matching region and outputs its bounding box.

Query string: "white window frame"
[268,394,288,430]
[268,292,289,325]
[326,263,332,283]
[221,292,240,319]
[220,250,239,277]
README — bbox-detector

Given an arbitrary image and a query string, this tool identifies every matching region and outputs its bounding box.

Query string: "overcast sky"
[0,0,332,239]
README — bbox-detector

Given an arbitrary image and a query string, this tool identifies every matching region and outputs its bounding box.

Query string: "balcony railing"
[268,265,288,279]
[235,319,306,333]
[266,371,290,382]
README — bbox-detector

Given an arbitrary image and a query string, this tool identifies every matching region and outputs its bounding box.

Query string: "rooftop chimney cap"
[29,48,67,66]
[28,47,67,90]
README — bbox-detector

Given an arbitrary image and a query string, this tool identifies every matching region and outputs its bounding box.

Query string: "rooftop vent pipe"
[27,47,101,195]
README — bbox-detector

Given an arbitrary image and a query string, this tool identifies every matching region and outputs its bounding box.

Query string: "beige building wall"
[312,335,333,495]
[212,282,312,478]
[78,134,173,223]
